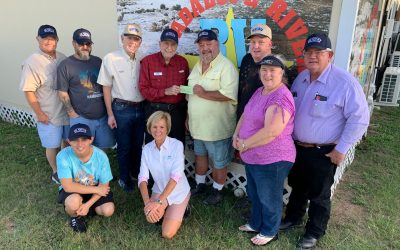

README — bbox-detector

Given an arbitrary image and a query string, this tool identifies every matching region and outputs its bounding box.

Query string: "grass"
[0,106,399,249]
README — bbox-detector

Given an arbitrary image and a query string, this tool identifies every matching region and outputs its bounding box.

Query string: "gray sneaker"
[118,179,133,192]
[51,172,60,184]
[191,183,207,197]
[203,188,223,205]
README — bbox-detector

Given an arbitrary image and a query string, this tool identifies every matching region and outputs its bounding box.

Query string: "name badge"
[179,70,185,73]
[154,72,163,76]
[315,94,328,101]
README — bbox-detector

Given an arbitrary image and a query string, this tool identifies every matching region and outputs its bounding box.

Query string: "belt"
[295,140,336,149]
[113,98,143,106]
[149,102,181,111]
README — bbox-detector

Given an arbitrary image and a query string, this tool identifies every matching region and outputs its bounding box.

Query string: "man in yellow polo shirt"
[187,29,238,205]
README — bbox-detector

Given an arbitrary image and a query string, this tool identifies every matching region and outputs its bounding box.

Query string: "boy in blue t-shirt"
[57,123,114,233]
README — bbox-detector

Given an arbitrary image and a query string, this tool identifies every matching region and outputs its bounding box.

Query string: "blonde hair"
[146,111,172,135]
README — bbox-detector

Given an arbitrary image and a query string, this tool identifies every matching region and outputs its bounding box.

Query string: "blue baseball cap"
[68,123,92,141]
[160,28,178,44]
[194,29,218,43]
[258,55,285,69]
[73,28,93,44]
[38,25,58,38]
[304,33,332,51]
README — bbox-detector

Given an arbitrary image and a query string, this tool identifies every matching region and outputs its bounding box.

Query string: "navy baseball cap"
[160,28,178,44]
[68,123,92,141]
[258,55,285,69]
[73,28,93,44]
[194,29,218,43]
[38,25,58,38]
[304,33,332,51]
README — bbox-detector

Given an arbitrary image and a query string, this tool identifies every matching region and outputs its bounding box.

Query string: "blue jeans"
[245,161,293,237]
[112,101,145,186]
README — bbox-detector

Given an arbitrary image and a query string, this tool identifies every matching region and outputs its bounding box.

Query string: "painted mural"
[349,0,381,87]
[117,0,333,76]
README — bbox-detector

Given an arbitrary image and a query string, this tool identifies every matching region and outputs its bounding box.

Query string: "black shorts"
[57,189,114,209]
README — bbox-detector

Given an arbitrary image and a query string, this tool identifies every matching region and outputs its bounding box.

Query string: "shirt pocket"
[202,71,221,91]
[309,100,338,118]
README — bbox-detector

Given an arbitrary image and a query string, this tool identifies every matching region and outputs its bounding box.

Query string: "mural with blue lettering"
[117,0,332,74]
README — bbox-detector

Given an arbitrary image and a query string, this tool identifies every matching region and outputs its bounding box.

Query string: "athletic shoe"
[118,179,133,192]
[70,217,87,233]
[51,172,60,184]
[190,183,207,197]
[203,188,223,205]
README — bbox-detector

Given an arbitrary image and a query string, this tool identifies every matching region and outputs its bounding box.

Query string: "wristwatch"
[155,198,163,205]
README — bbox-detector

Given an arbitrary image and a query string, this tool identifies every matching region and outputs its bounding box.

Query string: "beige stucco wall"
[0,0,118,112]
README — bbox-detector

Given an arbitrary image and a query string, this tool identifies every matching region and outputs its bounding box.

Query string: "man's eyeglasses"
[77,42,92,47]
[303,49,331,57]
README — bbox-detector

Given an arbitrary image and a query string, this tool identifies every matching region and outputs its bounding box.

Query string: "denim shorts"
[37,122,69,148]
[193,137,233,169]
[70,115,115,148]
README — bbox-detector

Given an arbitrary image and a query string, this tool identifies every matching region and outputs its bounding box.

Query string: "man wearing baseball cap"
[56,123,114,233]
[19,24,68,185]
[98,23,145,192]
[237,23,273,121]
[188,29,238,205]
[139,28,189,146]
[57,28,115,150]
[280,33,370,249]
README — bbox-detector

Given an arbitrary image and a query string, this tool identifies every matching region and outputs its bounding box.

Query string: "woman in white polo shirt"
[138,111,191,239]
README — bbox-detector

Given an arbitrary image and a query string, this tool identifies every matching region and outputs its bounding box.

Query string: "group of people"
[19,22,370,248]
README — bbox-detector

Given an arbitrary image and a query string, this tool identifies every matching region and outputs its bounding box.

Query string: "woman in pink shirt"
[233,55,296,246]
[138,111,191,239]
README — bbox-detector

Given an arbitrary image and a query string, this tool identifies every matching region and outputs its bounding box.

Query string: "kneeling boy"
[57,123,115,232]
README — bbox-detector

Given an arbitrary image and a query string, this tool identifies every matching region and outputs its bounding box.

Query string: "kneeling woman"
[138,111,191,239]
[234,55,296,246]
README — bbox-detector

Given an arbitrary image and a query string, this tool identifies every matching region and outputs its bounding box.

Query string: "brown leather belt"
[295,141,336,148]
[113,98,143,106]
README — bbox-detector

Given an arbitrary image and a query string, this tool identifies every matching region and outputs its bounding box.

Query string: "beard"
[75,48,91,60]
[200,51,215,65]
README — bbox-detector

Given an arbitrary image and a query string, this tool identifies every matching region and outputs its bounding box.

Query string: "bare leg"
[95,202,115,217]
[64,194,83,216]
[61,140,68,149]
[195,155,209,175]
[46,148,58,173]
[212,167,227,185]
[162,218,183,239]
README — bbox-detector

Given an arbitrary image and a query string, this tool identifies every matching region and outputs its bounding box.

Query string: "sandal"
[251,233,278,246]
[238,224,258,233]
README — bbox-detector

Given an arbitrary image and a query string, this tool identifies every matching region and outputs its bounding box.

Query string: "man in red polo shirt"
[139,28,189,145]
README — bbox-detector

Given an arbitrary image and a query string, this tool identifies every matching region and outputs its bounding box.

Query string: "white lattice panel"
[184,142,292,203]
[0,104,35,127]
[331,145,355,197]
